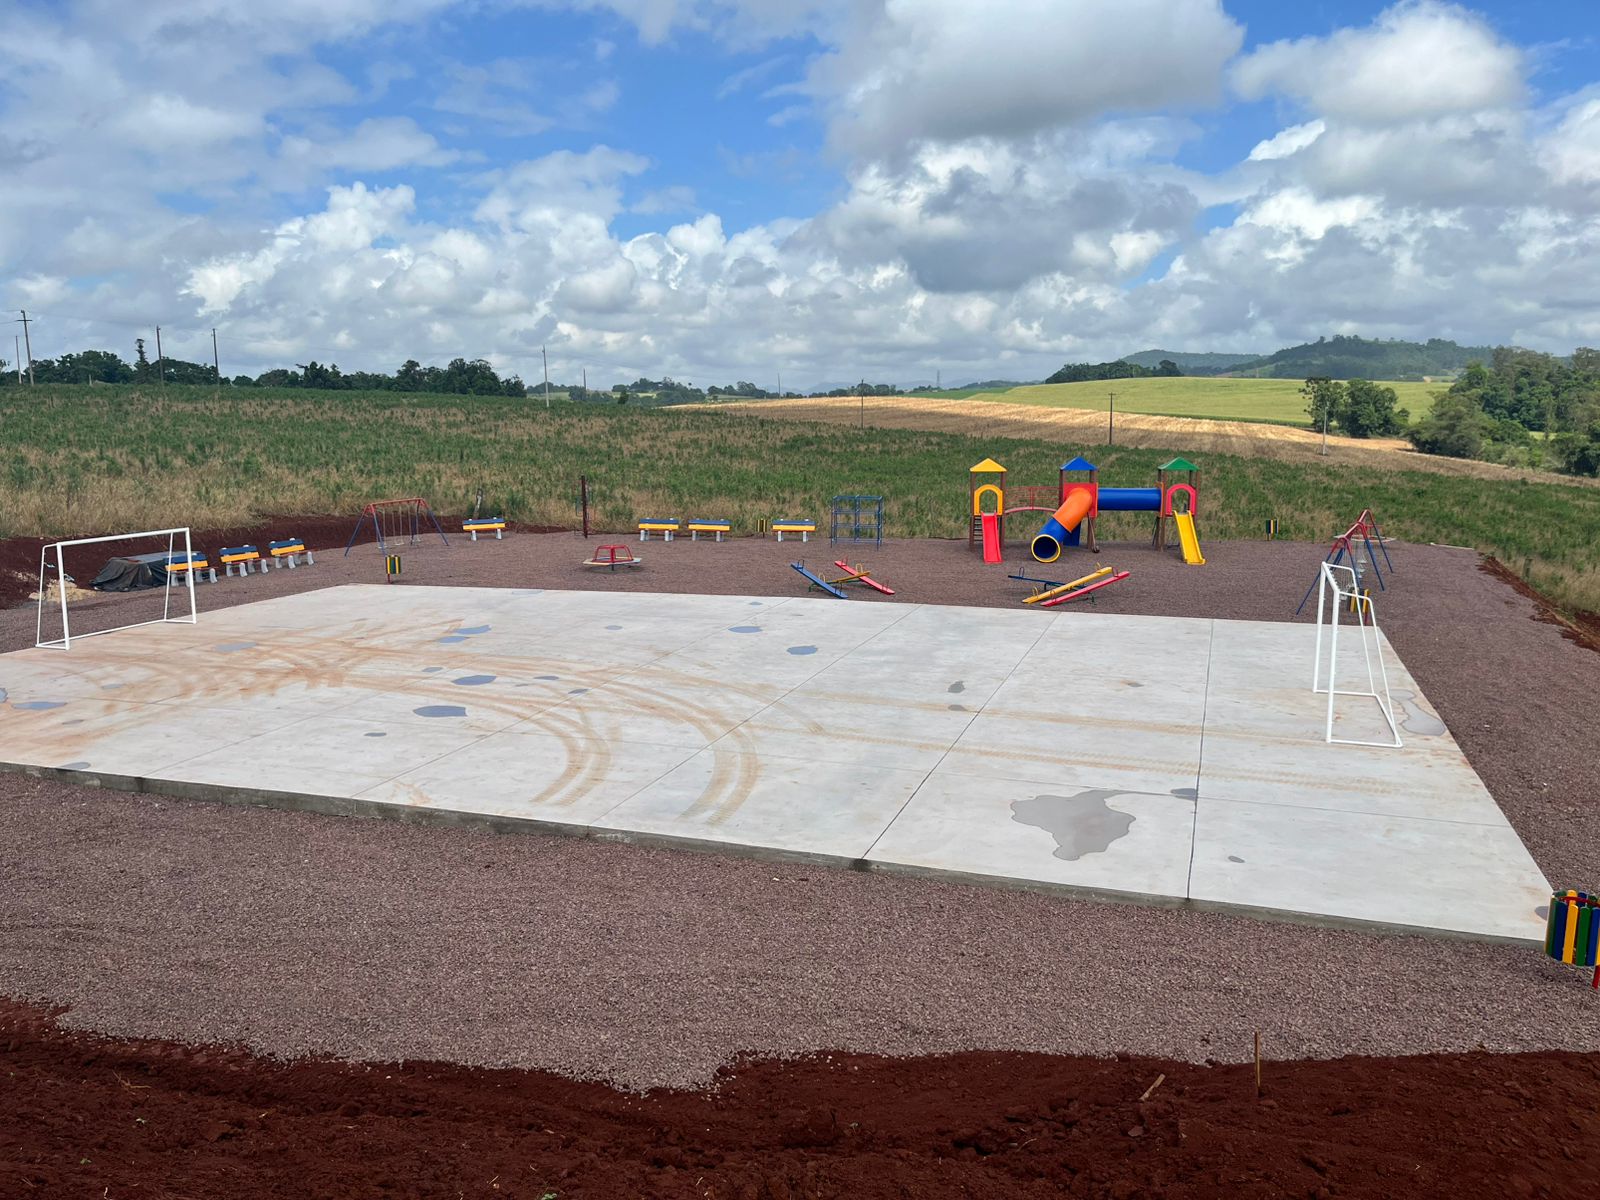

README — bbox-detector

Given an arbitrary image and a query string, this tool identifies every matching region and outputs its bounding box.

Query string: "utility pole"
[582,366,587,399]
[776,367,782,397]
[19,310,34,385]
[1320,403,1329,456]
[155,326,165,389]
[541,345,550,409]
[211,328,220,385]
[936,367,941,391]
[859,378,865,429]
[1107,391,1115,446]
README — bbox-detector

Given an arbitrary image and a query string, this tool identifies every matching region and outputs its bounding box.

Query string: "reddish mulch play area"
[4,524,1600,1197]
[5,997,1597,1200]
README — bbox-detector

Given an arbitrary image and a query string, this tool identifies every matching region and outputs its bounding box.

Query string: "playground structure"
[968,458,1204,565]
[1312,562,1401,748]
[830,495,884,547]
[1544,890,1600,989]
[1296,509,1394,615]
[344,498,449,556]
[584,544,643,570]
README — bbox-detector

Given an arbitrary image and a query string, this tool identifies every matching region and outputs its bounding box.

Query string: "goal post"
[35,527,198,650]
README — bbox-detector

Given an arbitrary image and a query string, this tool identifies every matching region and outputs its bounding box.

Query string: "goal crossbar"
[36,526,198,650]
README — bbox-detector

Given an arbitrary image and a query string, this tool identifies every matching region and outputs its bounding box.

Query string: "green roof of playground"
[1158,457,1199,471]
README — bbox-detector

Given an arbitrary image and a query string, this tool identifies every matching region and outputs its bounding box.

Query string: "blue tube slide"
[1095,487,1162,512]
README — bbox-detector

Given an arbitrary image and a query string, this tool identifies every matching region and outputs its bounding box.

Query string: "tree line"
[0,340,534,397]
[1045,359,1181,384]
[1406,348,1600,475]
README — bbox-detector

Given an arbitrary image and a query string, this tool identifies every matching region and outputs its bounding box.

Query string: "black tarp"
[90,556,168,592]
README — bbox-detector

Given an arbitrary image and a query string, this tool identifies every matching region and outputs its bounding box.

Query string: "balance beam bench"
[687,520,731,542]
[267,539,314,569]
[638,519,680,542]
[464,517,506,541]
[219,545,264,577]
[771,520,815,543]
[159,552,216,585]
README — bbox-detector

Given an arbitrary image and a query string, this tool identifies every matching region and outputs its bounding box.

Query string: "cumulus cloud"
[6,0,1600,389]
[808,0,1244,157]
[1232,1,1524,122]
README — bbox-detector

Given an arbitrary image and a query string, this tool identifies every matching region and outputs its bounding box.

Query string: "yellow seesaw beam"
[1023,566,1113,605]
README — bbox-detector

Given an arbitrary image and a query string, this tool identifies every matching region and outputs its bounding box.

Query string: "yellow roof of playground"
[969,458,1006,473]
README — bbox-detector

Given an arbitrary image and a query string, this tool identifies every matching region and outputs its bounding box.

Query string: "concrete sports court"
[0,585,1548,941]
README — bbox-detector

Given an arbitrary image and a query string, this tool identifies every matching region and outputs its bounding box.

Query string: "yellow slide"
[1174,512,1206,565]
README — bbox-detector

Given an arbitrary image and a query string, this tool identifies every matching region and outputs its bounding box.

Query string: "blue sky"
[3,0,1599,387]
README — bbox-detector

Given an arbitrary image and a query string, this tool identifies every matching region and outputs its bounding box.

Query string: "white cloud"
[808,0,1244,157]
[1233,1,1525,123]
[1541,96,1600,186]
[1248,120,1326,162]
[8,0,1600,390]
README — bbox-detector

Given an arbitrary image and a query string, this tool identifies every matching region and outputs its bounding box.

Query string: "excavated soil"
[5,996,1598,1200]
[3,526,1599,1196]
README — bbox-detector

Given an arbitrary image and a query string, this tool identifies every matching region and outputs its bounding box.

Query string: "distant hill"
[1210,335,1492,381]
[1120,349,1264,372]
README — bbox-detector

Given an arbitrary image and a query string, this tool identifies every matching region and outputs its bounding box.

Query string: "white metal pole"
[1325,580,1339,743]
[57,544,70,650]
[184,528,196,623]
[36,546,46,648]
[163,531,174,621]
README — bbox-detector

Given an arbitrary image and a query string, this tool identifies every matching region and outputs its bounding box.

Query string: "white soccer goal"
[35,527,199,649]
[1311,561,1401,748]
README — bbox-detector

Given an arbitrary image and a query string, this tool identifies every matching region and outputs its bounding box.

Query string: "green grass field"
[964,377,1441,425]
[3,383,1597,612]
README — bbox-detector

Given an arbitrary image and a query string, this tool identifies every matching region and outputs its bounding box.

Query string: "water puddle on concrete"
[1010,789,1135,861]
[1392,689,1446,736]
[414,705,467,718]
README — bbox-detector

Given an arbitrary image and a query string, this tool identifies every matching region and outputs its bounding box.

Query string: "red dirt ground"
[4,997,1596,1200]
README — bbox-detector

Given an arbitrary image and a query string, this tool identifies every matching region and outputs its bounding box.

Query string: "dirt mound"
[3,998,1595,1199]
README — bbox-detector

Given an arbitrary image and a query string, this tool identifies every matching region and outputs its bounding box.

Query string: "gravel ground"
[1,529,1597,1089]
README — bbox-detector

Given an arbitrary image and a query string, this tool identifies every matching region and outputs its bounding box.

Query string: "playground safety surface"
[0,585,1548,940]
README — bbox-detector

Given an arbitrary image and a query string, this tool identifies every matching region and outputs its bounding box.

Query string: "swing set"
[343,498,450,556]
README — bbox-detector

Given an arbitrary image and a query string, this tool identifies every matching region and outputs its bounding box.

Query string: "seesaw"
[1022,566,1112,605]
[1038,569,1130,608]
[831,560,895,595]
[791,561,848,599]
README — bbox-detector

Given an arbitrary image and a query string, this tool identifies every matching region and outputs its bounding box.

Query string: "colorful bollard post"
[1543,889,1600,988]
[385,554,402,583]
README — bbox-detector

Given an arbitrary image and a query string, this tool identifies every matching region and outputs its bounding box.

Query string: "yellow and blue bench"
[267,538,314,568]
[638,518,680,542]
[464,516,506,542]
[162,550,216,585]
[771,519,815,543]
[687,519,731,542]
[219,545,264,577]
